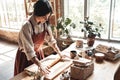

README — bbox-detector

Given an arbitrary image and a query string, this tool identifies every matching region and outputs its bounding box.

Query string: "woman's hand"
[38,63,50,75]
[31,57,50,76]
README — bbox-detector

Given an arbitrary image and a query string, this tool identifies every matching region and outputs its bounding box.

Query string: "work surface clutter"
[10,40,120,80]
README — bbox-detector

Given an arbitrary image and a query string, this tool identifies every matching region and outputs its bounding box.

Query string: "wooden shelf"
[24,0,57,26]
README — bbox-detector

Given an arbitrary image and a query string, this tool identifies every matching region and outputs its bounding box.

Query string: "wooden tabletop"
[10,42,120,80]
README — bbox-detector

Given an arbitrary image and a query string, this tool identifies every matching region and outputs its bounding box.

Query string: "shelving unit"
[24,0,37,17]
[49,0,57,26]
[24,0,57,25]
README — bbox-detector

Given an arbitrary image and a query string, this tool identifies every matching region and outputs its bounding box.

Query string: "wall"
[0,28,19,43]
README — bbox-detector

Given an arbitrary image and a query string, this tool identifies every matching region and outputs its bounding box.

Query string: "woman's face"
[36,13,51,24]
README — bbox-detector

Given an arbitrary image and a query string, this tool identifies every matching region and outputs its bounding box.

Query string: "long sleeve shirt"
[18,15,56,60]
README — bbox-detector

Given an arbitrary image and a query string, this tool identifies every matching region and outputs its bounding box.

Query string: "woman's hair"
[33,0,52,17]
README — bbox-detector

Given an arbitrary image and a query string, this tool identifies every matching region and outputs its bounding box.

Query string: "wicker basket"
[70,63,94,80]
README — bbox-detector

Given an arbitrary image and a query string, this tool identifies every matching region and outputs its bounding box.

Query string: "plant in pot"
[52,17,76,46]
[56,17,76,38]
[80,17,103,47]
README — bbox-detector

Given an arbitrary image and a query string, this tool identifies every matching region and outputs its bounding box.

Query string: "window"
[89,0,110,39]
[64,0,84,38]
[111,0,120,40]
[64,0,120,41]
[0,0,26,29]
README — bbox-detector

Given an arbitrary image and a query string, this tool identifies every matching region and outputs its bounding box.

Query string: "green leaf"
[65,18,71,26]
[65,29,69,34]
[70,23,76,28]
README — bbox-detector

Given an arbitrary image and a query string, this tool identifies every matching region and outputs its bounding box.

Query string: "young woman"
[14,0,62,76]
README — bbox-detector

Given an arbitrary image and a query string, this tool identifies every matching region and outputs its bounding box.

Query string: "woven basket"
[70,63,94,80]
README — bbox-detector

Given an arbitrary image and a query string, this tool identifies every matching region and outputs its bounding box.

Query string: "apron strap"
[43,23,50,36]
[29,20,35,35]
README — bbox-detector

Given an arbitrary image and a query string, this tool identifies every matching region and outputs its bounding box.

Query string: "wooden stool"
[95,53,105,63]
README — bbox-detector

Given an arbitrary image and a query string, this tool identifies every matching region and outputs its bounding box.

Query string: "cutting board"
[24,55,72,80]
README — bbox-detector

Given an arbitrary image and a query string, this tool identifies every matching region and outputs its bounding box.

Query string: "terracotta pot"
[70,50,77,59]
[87,36,95,47]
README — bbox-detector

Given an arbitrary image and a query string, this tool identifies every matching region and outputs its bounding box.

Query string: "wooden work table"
[10,42,120,80]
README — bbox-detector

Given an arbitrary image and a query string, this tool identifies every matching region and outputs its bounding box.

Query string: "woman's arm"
[50,43,62,57]
[45,25,62,58]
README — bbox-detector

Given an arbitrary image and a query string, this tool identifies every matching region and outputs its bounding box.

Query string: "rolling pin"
[48,57,61,68]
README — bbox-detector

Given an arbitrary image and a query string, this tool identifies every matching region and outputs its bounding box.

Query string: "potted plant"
[80,17,103,46]
[52,17,76,47]
[56,17,76,38]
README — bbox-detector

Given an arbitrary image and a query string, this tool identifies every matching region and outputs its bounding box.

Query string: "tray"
[24,55,72,80]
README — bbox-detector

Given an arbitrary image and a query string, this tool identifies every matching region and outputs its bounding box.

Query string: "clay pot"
[70,50,77,59]
[95,53,105,63]
[87,36,95,47]
[76,40,83,48]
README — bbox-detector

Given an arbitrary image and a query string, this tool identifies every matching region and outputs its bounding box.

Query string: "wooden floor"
[0,39,18,80]
[0,39,120,80]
